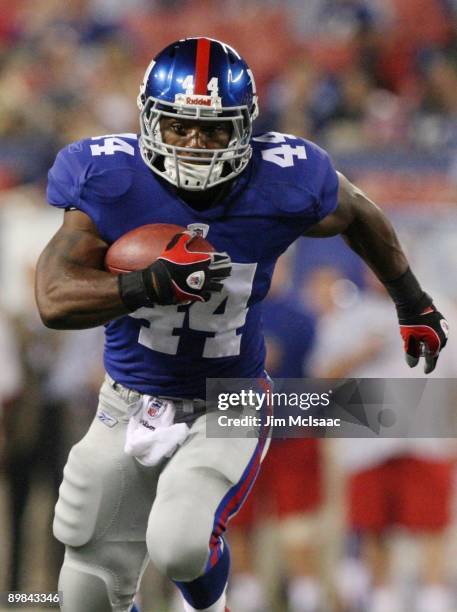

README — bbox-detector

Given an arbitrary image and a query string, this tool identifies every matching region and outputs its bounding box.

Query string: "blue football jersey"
[47,131,338,397]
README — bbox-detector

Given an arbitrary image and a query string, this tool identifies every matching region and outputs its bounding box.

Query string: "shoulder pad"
[250,132,338,221]
[47,134,140,208]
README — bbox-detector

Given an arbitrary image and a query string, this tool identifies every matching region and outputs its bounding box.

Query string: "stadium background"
[0,1,456,611]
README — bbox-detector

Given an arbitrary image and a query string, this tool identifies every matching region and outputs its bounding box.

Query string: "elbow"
[36,300,69,329]
[40,316,69,331]
[35,285,71,329]
[35,259,78,329]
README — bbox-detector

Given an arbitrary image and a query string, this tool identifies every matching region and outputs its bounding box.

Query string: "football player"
[35,37,448,612]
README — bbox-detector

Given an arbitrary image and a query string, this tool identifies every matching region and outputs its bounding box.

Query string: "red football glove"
[399,305,449,374]
[149,232,231,305]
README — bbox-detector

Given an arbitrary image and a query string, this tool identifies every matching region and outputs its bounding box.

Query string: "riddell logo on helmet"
[175,93,221,109]
[186,96,212,106]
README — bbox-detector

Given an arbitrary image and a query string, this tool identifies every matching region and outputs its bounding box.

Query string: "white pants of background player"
[53,376,265,612]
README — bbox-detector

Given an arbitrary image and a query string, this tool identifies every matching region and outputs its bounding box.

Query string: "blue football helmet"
[138,37,259,190]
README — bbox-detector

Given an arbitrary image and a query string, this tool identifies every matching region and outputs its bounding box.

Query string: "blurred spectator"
[46,326,105,452]
[3,293,63,591]
[307,269,457,612]
[261,253,317,379]
[1,255,103,592]
[413,55,457,150]
[0,308,22,404]
[0,0,455,190]
[0,308,22,462]
[229,254,327,612]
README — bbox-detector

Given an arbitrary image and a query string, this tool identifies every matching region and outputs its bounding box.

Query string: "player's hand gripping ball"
[106,224,232,305]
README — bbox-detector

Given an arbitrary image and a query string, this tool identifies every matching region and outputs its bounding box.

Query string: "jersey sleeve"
[47,137,138,217]
[313,147,339,223]
[47,144,84,209]
[251,134,339,230]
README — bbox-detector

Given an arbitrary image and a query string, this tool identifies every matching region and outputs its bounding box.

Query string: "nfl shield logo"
[147,397,165,418]
[186,271,205,290]
[187,223,210,238]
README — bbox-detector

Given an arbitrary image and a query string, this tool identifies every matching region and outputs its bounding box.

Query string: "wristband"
[118,269,156,311]
[118,261,176,310]
[383,267,432,319]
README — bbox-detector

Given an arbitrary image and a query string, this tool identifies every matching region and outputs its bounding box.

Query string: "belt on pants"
[105,373,207,420]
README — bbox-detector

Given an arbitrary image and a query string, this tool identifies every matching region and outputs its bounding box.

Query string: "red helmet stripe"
[194,38,211,95]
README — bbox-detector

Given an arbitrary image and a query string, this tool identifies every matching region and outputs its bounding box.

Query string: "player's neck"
[177,180,235,211]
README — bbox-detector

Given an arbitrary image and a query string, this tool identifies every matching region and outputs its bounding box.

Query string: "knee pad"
[147,532,208,582]
[58,557,134,612]
[147,501,209,581]
[54,442,103,547]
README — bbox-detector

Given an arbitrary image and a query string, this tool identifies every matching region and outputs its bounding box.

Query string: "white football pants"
[53,376,265,611]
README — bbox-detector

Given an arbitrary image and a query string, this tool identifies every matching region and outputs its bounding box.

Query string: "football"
[105,223,214,274]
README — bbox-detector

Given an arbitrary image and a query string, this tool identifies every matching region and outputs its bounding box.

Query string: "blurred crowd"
[0,0,456,189]
[1,1,457,611]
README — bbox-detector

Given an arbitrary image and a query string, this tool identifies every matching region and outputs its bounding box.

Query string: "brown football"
[105,223,214,274]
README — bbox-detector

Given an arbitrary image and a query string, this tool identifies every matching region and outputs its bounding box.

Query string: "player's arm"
[305,172,448,373]
[36,210,231,330]
[35,210,129,329]
[306,172,407,278]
